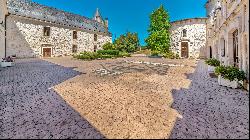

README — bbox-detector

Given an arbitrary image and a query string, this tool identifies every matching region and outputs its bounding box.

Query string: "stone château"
[0,0,112,58]
[205,0,249,81]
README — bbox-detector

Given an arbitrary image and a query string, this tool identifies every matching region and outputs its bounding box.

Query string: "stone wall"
[6,15,112,58]
[0,0,7,59]
[170,18,207,58]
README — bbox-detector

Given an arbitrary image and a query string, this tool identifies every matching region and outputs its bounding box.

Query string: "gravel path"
[0,59,105,139]
[170,60,249,139]
[0,57,249,139]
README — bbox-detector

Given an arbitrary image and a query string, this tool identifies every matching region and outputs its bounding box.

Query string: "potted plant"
[243,79,249,91]
[215,65,246,89]
[205,58,220,73]
[1,56,14,68]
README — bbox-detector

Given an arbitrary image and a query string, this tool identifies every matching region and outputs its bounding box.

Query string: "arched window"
[182,29,187,37]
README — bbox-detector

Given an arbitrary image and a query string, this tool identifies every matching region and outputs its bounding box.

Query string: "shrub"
[2,56,14,62]
[78,51,99,60]
[215,65,246,81]
[205,58,220,67]
[114,32,139,53]
[97,50,120,56]
[118,51,131,57]
[102,42,116,50]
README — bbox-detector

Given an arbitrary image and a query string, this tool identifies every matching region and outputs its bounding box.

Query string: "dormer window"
[182,29,187,37]
[44,27,50,36]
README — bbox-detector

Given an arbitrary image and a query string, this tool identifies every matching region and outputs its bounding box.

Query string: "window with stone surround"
[182,29,187,37]
[44,27,50,36]
[221,39,225,57]
[73,31,77,39]
[72,45,77,53]
[94,34,98,41]
[233,29,239,67]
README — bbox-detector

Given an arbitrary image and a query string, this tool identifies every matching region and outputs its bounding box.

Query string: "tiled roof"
[7,0,111,35]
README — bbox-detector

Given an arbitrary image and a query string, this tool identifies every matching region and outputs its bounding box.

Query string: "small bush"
[205,58,220,67]
[118,51,131,57]
[102,42,116,50]
[215,65,246,81]
[77,51,99,60]
[97,50,120,56]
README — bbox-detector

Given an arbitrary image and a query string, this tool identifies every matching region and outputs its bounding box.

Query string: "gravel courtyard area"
[0,56,249,139]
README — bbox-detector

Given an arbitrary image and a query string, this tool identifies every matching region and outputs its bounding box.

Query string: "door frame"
[181,41,189,58]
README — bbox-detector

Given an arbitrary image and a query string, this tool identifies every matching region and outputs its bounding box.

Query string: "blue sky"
[32,0,207,45]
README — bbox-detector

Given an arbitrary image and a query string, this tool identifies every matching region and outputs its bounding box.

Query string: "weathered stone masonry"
[1,0,112,58]
[170,18,207,59]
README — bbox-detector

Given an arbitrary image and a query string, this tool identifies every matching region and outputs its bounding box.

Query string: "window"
[72,45,77,53]
[44,27,50,36]
[73,31,77,39]
[94,34,97,41]
[233,29,239,67]
[182,29,187,37]
[221,39,225,57]
[94,45,97,52]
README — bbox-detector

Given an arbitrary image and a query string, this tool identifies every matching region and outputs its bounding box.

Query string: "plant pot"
[243,80,249,91]
[209,72,218,78]
[207,65,215,73]
[218,75,240,89]
[1,62,14,68]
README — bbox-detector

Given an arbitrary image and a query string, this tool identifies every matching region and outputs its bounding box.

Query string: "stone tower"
[0,0,8,59]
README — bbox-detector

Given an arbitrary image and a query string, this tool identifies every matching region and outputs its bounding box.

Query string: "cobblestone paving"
[0,57,249,139]
[0,59,105,139]
[170,61,249,139]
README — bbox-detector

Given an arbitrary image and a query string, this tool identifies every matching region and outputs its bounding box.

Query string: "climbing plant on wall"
[145,5,171,53]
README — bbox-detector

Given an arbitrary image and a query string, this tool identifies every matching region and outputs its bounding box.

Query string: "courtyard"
[0,56,249,139]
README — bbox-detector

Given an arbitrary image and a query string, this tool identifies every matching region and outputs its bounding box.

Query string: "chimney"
[104,18,109,28]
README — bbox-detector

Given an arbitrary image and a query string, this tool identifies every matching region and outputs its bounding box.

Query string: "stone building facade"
[205,0,249,80]
[0,0,112,58]
[170,18,207,59]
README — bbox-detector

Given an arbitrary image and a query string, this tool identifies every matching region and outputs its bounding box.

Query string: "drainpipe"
[4,13,10,58]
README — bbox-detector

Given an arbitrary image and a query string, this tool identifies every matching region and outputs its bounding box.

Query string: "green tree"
[114,32,139,52]
[145,5,171,53]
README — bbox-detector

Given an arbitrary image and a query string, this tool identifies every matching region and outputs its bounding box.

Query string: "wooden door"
[181,42,189,58]
[43,48,51,57]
